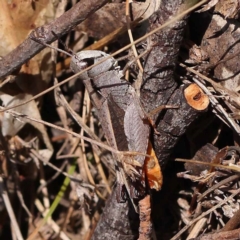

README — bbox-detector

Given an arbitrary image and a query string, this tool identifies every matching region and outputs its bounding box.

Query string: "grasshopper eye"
[70,55,95,77]
[77,58,95,71]
[76,60,88,71]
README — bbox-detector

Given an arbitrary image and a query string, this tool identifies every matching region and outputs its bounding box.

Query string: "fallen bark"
[220,207,240,232]
[141,0,188,114]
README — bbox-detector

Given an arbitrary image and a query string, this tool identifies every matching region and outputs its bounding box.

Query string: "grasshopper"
[28,32,157,211]
[29,32,163,211]
[70,50,152,212]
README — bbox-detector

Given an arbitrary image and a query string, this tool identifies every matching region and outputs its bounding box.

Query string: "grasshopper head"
[70,50,118,79]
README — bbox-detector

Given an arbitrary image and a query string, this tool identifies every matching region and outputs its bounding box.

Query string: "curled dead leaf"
[144,141,163,191]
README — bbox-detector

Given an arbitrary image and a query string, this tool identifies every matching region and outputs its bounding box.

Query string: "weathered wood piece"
[154,84,209,167]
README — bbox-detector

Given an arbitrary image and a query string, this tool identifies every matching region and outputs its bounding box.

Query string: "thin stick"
[37,160,68,194]
[0,176,24,240]
[30,149,85,184]
[138,195,152,240]
[175,158,240,172]
[90,113,112,194]
[126,0,143,73]
[79,94,105,199]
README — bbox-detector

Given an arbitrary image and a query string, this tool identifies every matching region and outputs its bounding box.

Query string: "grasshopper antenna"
[30,30,85,68]
[51,31,76,56]
[29,31,74,58]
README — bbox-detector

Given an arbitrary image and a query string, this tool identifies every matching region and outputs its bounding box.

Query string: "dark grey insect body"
[70,50,150,211]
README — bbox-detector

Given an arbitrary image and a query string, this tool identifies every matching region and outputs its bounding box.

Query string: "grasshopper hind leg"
[115,169,139,213]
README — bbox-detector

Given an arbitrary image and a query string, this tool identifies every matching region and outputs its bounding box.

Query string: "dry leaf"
[144,141,163,191]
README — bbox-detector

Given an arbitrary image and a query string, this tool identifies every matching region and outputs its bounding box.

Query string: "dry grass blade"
[186,218,207,239]
[197,174,240,202]
[0,176,24,240]
[125,0,143,73]
[176,158,240,172]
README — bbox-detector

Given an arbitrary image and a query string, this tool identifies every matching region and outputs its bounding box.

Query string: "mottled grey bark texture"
[91,186,139,240]
[153,85,208,167]
[141,0,188,113]
[140,0,205,168]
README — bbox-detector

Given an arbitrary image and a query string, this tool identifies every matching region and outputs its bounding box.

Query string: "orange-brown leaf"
[144,141,163,191]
